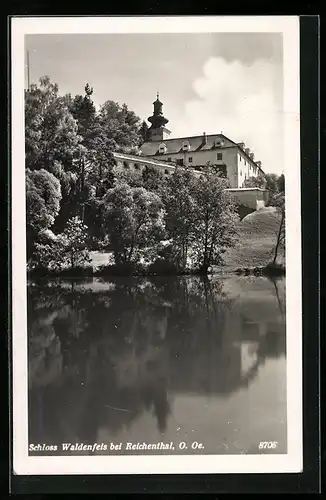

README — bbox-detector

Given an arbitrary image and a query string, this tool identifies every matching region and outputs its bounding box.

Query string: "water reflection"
[28,276,286,455]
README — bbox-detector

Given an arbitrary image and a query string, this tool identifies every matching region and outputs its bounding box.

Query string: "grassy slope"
[222,207,285,269]
[89,207,285,272]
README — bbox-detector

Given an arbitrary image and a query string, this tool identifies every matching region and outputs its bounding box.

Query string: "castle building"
[113,94,269,211]
[140,93,264,189]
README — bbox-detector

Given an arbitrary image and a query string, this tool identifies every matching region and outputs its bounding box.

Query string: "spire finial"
[157,91,159,100]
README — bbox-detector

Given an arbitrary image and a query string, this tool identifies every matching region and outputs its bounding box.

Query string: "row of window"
[160,139,225,154]
[239,155,257,170]
[165,153,223,164]
[123,161,170,176]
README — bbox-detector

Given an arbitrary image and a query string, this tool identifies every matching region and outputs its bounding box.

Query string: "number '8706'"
[258,441,278,450]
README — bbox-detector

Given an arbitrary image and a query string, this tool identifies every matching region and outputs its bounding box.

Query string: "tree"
[277,173,285,193]
[264,173,280,205]
[191,167,239,274]
[69,84,97,147]
[138,120,149,143]
[26,168,62,260]
[35,216,91,270]
[141,165,164,193]
[97,100,142,153]
[25,76,86,231]
[25,76,83,173]
[77,100,144,237]
[59,216,91,269]
[243,172,285,207]
[103,182,165,266]
[163,167,197,271]
[243,174,266,189]
[272,193,285,264]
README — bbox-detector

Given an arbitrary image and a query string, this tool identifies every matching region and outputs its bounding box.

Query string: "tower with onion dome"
[147,92,171,141]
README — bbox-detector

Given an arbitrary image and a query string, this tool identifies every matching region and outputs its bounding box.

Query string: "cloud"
[172,57,283,174]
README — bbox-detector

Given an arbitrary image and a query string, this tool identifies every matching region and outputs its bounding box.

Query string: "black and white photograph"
[11,16,302,475]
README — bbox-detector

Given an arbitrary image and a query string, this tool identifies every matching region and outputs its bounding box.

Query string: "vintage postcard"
[11,16,302,475]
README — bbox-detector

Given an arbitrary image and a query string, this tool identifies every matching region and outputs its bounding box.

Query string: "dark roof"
[140,133,264,173]
[140,133,232,155]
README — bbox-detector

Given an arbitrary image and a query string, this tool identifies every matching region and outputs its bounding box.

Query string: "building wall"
[153,147,239,187]
[113,155,175,177]
[149,127,171,141]
[113,154,268,211]
[237,153,261,187]
[152,148,262,189]
[226,188,268,210]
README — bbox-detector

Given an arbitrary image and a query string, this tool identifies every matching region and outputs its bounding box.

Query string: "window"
[176,158,184,166]
[239,156,242,162]
[182,140,190,151]
[217,153,223,161]
[168,157,172,162]
[188,157,193,163]
[134,163,140,170]
[240,170,242,176]
[164,169,169,175]
[123,161,129,169]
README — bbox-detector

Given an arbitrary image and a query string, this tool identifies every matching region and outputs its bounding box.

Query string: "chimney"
[203,132,207,144]
[245,148,250,155]
[238,142,245,149]
[249,152,255,160]
[256,161,262,168]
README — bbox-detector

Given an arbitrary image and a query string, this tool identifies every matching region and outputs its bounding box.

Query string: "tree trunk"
[273,210,285,264]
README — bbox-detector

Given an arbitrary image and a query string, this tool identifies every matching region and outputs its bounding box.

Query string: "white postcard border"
[11,15,302,475]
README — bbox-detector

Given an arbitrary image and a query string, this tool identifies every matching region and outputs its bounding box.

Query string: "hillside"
[88,207,285,274]
[222,207,285,270]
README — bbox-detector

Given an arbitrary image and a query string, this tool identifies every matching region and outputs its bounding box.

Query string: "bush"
[94,262,146,277]
[263,262,285,277]
[27,265,94,278]
[146,258,179,275]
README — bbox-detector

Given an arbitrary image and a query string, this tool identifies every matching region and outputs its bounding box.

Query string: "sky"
[25,33,284,174]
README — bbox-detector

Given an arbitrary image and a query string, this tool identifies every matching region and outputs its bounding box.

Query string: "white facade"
[140,135,264,189]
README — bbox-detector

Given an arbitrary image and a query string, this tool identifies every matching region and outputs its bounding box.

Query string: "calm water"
[27,275,287,455]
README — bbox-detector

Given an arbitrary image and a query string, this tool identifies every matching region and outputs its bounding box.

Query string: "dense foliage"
[25,76,282,275]
[243,172,285,206]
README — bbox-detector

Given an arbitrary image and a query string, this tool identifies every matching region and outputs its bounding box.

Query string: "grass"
[29,207,285,278]
[89,207,285,276]
[222,207,285,270]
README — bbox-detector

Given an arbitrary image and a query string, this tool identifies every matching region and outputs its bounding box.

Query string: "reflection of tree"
[28,276,286,448]
[270,277,285,318]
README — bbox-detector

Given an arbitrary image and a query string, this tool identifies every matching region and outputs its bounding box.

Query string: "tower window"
[217,153,223,160]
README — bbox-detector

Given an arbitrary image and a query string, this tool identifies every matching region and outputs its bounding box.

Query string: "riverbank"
[27,261,285,279]
[28,206,285,279]
[222,206,285,269]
